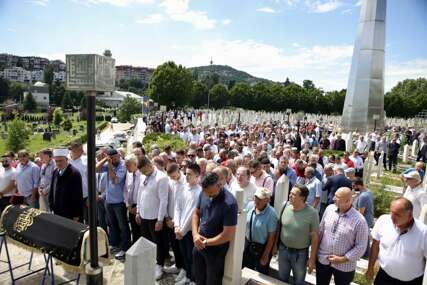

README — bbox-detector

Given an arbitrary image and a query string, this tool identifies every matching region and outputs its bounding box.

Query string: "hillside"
[189,65,271,85]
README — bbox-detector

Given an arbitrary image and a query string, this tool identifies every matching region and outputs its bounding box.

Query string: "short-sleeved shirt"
[101,160,127,204]
[197,188,238,239]
[245,202,278,244]
[356,190,374,228]
[372,215,427,281]
[280,204,319,249]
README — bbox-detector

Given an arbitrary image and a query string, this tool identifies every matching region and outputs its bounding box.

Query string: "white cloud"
[159,0,216,30]
[256,7,277,13]
[221,19,232,26]
[72,0,154,6]
[27,0,49,6]
[385,59,427,91]
[341,8,352,15]
[306,0,343,13]
[136,14,165,24]
[355,0,363,7]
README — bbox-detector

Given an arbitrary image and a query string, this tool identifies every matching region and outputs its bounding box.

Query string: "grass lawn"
[0,119,107,155]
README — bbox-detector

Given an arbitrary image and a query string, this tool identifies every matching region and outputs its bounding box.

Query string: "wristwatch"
[203,239,208,247]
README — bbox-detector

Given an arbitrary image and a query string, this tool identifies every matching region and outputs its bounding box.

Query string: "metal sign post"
[66,53,115,285]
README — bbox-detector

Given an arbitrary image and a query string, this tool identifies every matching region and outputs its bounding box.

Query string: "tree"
[191,81,209,108]
[6,118,30,152]
[53,108,64,126]
[117,96,142,122]
[43,64,54,85]
[62,117,73,132]
[0,78,10,103]
[303,79,315,90]
[23,92,37,112]
[208,84,229,109]
[147,61,193,107]
[229,82,252,109]
[9,81,27,102]
[49,81,65,106]
[62,91,73,109]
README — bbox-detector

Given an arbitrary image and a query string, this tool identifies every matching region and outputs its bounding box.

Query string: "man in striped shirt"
[316,187,369,285]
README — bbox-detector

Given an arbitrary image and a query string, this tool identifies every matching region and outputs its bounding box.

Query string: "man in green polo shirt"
[276,184,320,285]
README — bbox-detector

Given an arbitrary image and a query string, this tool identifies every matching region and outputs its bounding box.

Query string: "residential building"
[0,67,31,82]
[53,71,66,82]
[115,65,154,84]
[23,82,49,109]
[97,90,144,108]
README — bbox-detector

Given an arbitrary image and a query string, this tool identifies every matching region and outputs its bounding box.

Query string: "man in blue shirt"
[96,147,130,259]
[192,172,238,285]
[243,187,278,275]
[353,177,374,258]
[16,149,40,208]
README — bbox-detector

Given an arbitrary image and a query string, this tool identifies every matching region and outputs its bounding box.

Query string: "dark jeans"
[128,204,141,244]
[192,244,229,285]
[278,245,308,285]
[388,156,398,171]
[164,225,184,269]
[179,231,195,280]
[374,152,387,169]
[96,199,108,233]
[105,202,131,251]
[139,218,167,266]
[0,197,10,215]
[375,268,423,285]
[316,261,355,285]
[242,239,270,275]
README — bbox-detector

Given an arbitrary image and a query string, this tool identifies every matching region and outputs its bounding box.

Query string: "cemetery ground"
[0,113,109,155]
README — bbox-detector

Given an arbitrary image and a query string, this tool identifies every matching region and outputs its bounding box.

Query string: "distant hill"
[189,65,272,85]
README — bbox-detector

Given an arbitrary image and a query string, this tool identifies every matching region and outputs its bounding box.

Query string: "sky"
[1,0,427,91]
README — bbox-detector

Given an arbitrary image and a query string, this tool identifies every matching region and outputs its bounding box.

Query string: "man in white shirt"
[125,154,142,244]
[366,197,427,284]
[356,136,368,154]
[174,162,202,285]
[0,155,16,213]
[402,171,427,219]
[230,166,257,207]
[164,163,186,280]
[350,150,364,178]
[68,142,88,222]
[136,157,169,280]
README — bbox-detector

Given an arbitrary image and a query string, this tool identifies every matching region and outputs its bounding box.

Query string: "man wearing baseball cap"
[242,187,278,275]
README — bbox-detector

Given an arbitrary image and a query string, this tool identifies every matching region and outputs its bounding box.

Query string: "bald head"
[336,187,352,199]
[391,197,413,214]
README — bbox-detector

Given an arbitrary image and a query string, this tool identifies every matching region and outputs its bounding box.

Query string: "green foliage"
[49,81,65,106]
[62,91,73,109]
[147,61,193,107]
[23,92,37,112]
[191,81,209,108]
[384,78,427,118]
[6,118,30,152]
[0,78,10,103]
[143,133,186,154]
[322,149,345,157]
[53,108,64,126]
[43,64,54,85]
[117,96,142,122]
[208,84,229,109]
[371,184,396,218]
[9,81,27,102]
[62,117,73,132]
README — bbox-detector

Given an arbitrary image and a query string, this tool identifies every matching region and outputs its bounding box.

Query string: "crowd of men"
[0,112,427,285]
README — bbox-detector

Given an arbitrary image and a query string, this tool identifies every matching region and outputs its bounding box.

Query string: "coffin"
[0,205,110,271]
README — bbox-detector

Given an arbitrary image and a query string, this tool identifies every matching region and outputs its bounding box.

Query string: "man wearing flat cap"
[402,171,427,219]
[49,148,83,221]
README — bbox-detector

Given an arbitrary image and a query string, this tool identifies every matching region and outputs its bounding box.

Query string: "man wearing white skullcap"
[49,148,84,221]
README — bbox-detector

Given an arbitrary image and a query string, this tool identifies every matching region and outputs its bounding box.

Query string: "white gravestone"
[377,152,384,179]
[402,144,409,163]
[223,189,246,285]
[412,140,418,158]
[346,132,353,153]
[274,174,290,215]
[124,237,156,285]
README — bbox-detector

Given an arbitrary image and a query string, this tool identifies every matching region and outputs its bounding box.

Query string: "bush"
[371,184,396,218]
[62,118,73,132]
[143,133,186,153]
[6,118,31,152]
[323,149,345,157]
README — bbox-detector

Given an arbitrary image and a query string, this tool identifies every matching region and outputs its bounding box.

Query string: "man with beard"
[0,154,16,213]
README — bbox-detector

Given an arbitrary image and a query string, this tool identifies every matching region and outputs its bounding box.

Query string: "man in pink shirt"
[249,159,274,194]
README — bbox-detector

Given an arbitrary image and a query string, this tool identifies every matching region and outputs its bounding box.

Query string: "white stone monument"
[274,174,290,215]
[223,189,246,285]
[402,144,409,163]
[412,140,418,158]
[376,152,384,179]
[124,237,156,285]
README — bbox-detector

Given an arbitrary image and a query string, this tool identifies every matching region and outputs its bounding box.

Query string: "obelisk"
[341,0,386,132]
